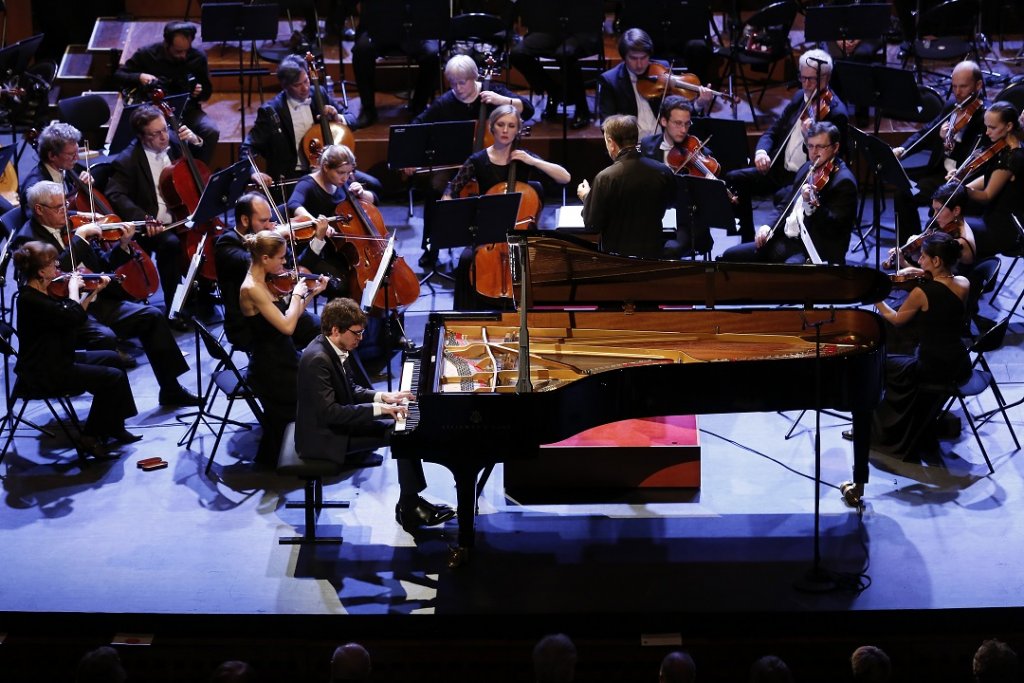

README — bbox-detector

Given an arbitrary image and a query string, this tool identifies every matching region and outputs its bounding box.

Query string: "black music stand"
[386,121,475,170]
[201,3,278,141]
[688,118,750,172]
[804,3,890,57]
[107,94,190,156]
[675,175,731,258]
[848,126,917,270]
[832,61,924,125]
[192,159,253,225]
[619,1,711,58]
[359,0,449,107]
[359,234,403,391]
[388,121,475,287]
[517,0,604,159]
[430,192,520,253]
[0,34,43,165]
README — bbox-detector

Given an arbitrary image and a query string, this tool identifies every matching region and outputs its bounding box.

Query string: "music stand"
[832,61,924,124]
[192,159,253,225]
[386,121,475,170]
[848,126,917,270]
[201,3,278,141]
[676,175,732,258]
[430,193,521,251]
[516,0,604,160]
[619,1,711,58]
[0,34,43,164]
[804,3,890,57]
[359,0,449,107]
[107,94,189,156]
[359,234,402,391]
[688,118,750,172]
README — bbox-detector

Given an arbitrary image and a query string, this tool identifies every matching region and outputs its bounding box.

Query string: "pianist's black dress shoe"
[395,497,456,529]
[345,451,384,468]
[842,429,854,442]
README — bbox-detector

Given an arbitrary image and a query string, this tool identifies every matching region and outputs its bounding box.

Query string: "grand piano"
[392,231,891,565]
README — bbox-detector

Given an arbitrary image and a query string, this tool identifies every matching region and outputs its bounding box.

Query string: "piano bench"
[277,422,351,546]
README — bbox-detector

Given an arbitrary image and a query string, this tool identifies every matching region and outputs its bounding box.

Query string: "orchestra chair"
[905,0,982,84]
[1,206,25,242]
[910,316,1020,473]
[986,214,1024,309]
[276,421,352,545]
[994,79,1024,116]
[715,0,799,125]
[963,256,1000,337]
[0,320,89,466]
[57,94,111,152]
[182,320,265,476]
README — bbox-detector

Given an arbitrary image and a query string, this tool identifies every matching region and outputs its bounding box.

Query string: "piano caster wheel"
[839,481,863,509]
[447,545,471,568]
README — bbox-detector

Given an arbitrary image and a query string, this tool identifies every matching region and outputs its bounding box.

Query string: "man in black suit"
[598,28,711,139]
[113,21,219,163]
[240,54,376,194]
[105,104,205,317]
[295,298,455,530]
[577,114,674,258]
[14,180,201,407]
[720,122,857,265]
[892,60,987,235]
[723,48,848,242]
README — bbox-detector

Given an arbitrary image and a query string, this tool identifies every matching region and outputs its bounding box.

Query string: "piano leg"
[446,462,485,568]
[846,409,872,506]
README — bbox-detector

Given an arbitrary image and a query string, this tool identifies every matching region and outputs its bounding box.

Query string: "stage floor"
[2,189,1024,622]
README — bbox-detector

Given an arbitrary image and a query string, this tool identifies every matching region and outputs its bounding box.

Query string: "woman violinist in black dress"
[869,232,971,456]
[13,240,139,457]
[238,231,327,467]
[960,101,1024,258]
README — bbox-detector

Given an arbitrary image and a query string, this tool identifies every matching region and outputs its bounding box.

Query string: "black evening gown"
[244,301,300,466]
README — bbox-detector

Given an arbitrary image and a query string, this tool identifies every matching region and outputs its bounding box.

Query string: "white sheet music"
[359,234,396,312]
[169,233,206,319]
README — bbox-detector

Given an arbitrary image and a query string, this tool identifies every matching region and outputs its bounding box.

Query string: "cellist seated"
[442,106,570,310]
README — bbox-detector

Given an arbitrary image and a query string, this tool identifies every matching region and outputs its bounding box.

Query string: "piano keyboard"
[394,359,420,432]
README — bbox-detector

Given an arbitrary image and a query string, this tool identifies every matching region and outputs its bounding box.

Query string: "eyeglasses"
[38,202,66,211]
[806,143,835,151]
[797,75,819,82]
[346,327,365,338]
[142,125,170,139]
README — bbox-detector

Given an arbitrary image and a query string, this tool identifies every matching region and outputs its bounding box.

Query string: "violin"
[805,156,836,208]
[804,89,833,124]
[264,269,340,296]
[945,93,983,155]
[47,271,124,299]
[667,135,721,177]
[273,214,350,242]
[884,217,963,270]
[300,52,356,169]
[635,63,738,103]
[951,138,1008,182]
[889,270,932,291]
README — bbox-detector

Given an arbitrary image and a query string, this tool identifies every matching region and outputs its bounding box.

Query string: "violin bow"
[763,158,820,245]
[246,154,301,289]
[768,90,817,172]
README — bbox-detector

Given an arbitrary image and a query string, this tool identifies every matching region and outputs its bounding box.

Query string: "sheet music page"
[170,233,206,319]
[359,234,396,312]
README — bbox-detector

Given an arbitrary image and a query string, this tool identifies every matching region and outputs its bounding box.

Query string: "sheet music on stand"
[170,233,207,321]
[359,233,396,313]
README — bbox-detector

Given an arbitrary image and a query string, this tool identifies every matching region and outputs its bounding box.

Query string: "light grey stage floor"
[2,186,1024,622]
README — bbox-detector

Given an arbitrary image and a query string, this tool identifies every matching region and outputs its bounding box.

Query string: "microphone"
[806,56,828,65]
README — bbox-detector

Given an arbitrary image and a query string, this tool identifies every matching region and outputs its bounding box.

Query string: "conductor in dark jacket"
[577,114,674,258]
[294,298,455,530]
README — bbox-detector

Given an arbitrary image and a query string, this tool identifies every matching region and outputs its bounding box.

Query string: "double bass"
[300,52,356,169]
[151,90,223,281]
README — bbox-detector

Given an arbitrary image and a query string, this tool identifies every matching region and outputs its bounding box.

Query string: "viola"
[300,52,356,169]
[944,93,983,155]
[150,89,224,282]
[951,138,1008,183]
[332,189,420,313]
[47,271,124,299]
[265,269,341,296]
[635,63,738,103]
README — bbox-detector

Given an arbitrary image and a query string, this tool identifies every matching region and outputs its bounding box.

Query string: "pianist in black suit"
[719,122,856,265]
[294,298,455,530]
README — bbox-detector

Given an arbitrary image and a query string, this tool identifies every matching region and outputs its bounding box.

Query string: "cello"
[151,90,224,281]
[300,52,356,169]
[333,179,420,313]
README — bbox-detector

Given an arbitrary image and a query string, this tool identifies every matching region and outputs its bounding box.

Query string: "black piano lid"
[519,231,892,309]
